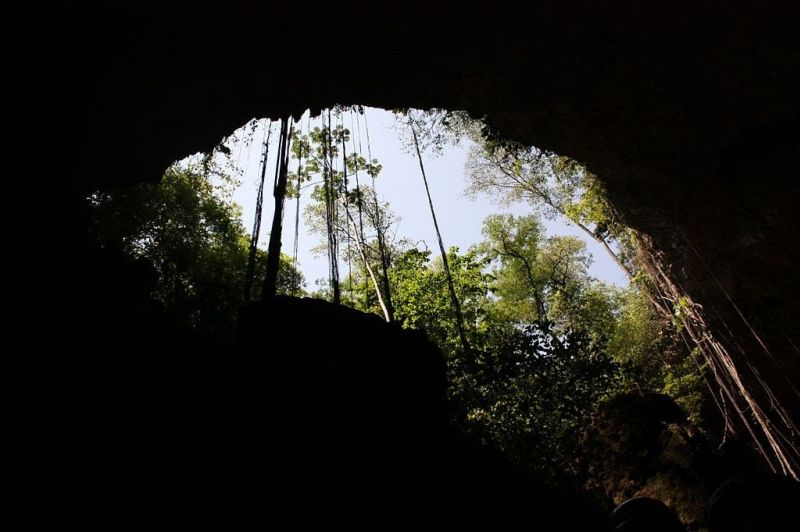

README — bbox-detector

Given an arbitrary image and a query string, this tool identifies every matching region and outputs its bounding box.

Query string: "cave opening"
[83,104,798,529]
[30,3,800,529]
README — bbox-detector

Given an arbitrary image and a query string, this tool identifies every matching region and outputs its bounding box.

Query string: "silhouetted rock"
[233,296,607,530]
[610,497,685,532]
[708,473,800,532]
[41,285,606,529]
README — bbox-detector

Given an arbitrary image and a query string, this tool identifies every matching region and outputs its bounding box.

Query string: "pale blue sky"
[224,107,628,289]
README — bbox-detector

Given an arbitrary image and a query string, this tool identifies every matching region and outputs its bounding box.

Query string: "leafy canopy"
[89,162,305,338]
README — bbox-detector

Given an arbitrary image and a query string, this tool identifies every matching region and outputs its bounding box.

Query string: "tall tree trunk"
[292,149,302,296]
[409,118,470,354]
[262,118,293,299]
[324,110,341,304]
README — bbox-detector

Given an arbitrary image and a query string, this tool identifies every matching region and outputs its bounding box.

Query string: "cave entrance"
[88,104,755,519]
[87,101,799,512]
[37,5,800,529]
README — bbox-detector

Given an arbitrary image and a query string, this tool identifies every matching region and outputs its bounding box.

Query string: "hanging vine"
[635,230,799,480]
[407,114,470,355]
[243,120,272,301]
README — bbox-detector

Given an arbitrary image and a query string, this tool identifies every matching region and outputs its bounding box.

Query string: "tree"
[291,110,392,317]
[465,139,638,277]
[332,188,407,317]
[457,117,708,424]
[389,246,491,356]
[381,233,637,484]
[389,108,635,278]
[448,321,624,481]
[480,214,682,375]
[88,162,305,339]
[478,214,611,335]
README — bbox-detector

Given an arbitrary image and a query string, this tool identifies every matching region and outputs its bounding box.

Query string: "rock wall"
[27,0,800,478]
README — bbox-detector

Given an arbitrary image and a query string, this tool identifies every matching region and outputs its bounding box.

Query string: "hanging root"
[635,232,799,480]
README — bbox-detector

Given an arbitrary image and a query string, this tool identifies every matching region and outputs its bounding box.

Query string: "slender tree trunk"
[292,153,302,296]
[409,118,470,354]
[262,118,293,299]
[346,212,391,322]
[324,110,341,304]
[340,116,391,321]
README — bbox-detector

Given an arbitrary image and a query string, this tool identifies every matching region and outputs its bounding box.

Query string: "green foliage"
[293,110,399,314]
[662,349,707,425]
[477,214,630,352]
[670,295,693,333]
[389,246,491,354]
[365,229,626,481]
[604,288,668,391]
[370,209,703,484]
[291,112,386,257]
[449,322,623,480]
[288,119,382,201]
[88,163,305,339]
[461,122,640,276]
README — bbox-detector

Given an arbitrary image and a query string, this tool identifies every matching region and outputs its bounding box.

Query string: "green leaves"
[449,321,623,479]
[388,246,491,355]
[88,162,305,339]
